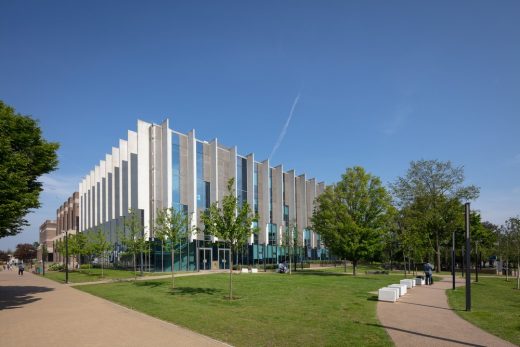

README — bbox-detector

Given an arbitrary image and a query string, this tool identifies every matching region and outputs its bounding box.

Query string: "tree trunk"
[506,257,509,281]
[344,259,347,273]
[435,231,441,273]
[229,248,233,301]
[517,257,519,290]
[353,259,357,276]
[101,253,104,278]
[133,253,137,281]
[403,254,407,278]
[171,241,175,290]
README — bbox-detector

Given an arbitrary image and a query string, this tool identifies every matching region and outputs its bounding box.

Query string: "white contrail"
[269,93,300,161]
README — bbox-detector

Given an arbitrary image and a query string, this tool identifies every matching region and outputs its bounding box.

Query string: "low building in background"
[37,220,57,262]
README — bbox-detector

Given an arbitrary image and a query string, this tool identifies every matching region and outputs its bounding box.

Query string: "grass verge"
[77,271,402,346]
[446,277,520,346]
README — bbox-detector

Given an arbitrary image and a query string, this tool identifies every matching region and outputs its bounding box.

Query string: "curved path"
[0,269,228,347]
[377,275,515,347]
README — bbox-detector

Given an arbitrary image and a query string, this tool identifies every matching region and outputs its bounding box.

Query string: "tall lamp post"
[465,202,471,311]
[65,230,69,284]
[452,232,455,290]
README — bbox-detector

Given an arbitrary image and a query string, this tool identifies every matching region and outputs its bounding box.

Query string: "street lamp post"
[65,230,69,284]
[465,202,471,311]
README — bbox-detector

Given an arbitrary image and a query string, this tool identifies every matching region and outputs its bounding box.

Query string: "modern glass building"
[78,119,329,271]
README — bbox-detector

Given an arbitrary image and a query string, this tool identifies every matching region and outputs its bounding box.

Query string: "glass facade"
[196,141,209,209]
[269,168,273,223]
[237,156,247,208]
[172,133,181,209]
[253,163,259,213]
[304,228,311,248]
[268,223,277,245]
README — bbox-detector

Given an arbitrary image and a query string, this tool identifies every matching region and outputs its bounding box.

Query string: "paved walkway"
[377,275,516,347]
[0,270,229,347]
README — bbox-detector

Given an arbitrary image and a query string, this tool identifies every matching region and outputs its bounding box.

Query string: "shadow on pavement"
[364,323,486,347]
[0,286,54,310]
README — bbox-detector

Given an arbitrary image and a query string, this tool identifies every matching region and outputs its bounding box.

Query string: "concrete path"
[0,270,229,347]
[377,275,515,347]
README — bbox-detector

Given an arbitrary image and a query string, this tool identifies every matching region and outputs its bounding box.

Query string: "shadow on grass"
[133,281,163,288]
[292,271,349,277]
[170,287,222,296]
[0,286,54,310]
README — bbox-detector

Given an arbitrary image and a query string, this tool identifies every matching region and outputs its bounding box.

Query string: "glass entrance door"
[199,248,212,270]
[218,248,230,269]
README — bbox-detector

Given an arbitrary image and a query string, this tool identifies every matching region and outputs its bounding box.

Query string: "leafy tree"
[87,228,112,278]
[119,209,147,280]
[312,167,393,275]
[68,233,87,269]
[391,160,479,272]
[154,207,191,289]
[504,217,520,289]
[0,250,9,262]
[281,222,299,274]
[200,178,256,300]
[0,101,59,238]
[14,243,37,263]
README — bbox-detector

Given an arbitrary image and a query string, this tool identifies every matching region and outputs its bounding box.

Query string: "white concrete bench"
[251,268,258,273]
[241,268,249,273]
[378,287,399,302]
[388,284,407,296]
[400,279,415,289]
[415,277,425,286]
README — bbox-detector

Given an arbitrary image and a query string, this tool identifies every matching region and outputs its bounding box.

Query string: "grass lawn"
[42,268,154,283]
[447,277,520,346]
[77,271,403,346]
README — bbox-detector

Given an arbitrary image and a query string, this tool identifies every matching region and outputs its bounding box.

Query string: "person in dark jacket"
[424,262,434,285]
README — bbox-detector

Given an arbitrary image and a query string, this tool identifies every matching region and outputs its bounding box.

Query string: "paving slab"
[377,275,516,347]
[0,270,229,347]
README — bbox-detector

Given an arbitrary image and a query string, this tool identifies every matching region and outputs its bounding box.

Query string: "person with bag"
[423,262,434,285]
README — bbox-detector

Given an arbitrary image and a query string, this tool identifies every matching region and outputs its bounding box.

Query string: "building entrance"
[218,248,230,269]
[199,248,212,270]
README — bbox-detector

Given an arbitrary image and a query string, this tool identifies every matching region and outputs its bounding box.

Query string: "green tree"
[505,217,520,289]
[154,207,191,289]
[312,167,393,275]
[0,250,10,262]
[200,178,256,300]
[68,233,87,269]
[14,243,37,263]
[87,228,112,278]
[391,160,479,273]
[0,101,59,238]
[119,209,147,280]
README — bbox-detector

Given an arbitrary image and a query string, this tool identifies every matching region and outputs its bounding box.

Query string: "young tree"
[0,101,59,238]
[154,207,191,290]
[505,217,520,289]
[200,178,256,300]
[14,243,37,263]
[391,160,479,273]
[312,167,393,275]
[88,228,112,278]
[119,209,147,281]
[68,233,88,269]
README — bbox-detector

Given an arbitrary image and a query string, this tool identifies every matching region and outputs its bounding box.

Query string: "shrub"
[48,263,64,271]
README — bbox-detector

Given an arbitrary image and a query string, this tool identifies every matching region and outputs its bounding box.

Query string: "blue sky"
[1,1,519,250]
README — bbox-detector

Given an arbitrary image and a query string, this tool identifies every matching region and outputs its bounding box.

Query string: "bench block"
[251,268,258,273]
[388,284,407,296]
[241,268,249,273]
[400,279,414,289]
[415,277,425,286]
[378,288,398,302]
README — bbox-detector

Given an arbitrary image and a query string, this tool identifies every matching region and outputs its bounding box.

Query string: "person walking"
[18,263,25,276]
[423,262,433,285]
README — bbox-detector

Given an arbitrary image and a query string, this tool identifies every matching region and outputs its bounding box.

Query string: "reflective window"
[237,156,247,208]
[172,134,181,206]
[253,163,259,213]
[268,223,277,245]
